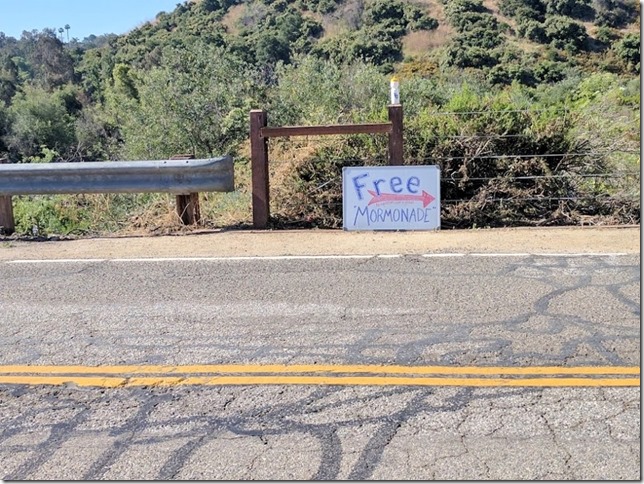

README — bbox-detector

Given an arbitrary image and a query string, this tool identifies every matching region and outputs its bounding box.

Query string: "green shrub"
[111,42,261,160]
[517,19,548,43]
[544,0,594,18]
[450,12,500,32]
[363,0,407,29]
[457,26,504,48]
[594,0,639,28]
[6,85,77,160]
[544,16,588,51]
[499,0,545,20]
[533,60,567,82]
[614,33,640,73]
[296,0,338,14]
[488,64,536,86]
[270,56,387,126]
[445,42,499,68]
[405,4,439,31]
[13,195,92,236]
[594,26,621,44]
[444,0,486,18]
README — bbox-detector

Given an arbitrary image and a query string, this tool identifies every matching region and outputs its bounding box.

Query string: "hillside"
[94,0,640,81]
[0,0,640,235]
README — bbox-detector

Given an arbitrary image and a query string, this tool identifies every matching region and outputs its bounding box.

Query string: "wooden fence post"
[0,158,14,235]
[388,104,404,166]
[250,109,269,229]
[170,154,200,225]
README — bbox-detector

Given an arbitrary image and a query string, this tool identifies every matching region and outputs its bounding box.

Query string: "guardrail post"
[170,154,200,225]
[0,159,14,235]
[388,104,404,165]
[250,109,269,229]
[176,192,201,225]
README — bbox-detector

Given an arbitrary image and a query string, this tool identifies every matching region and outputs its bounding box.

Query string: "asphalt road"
[0,253,640,479]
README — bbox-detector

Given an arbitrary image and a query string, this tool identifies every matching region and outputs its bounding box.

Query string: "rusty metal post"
[170,154,200,225]
[388,104,404,166]
[0,158,14,235]
[250,109,269,229]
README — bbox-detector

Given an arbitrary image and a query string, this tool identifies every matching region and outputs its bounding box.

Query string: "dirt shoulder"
[0,226,639,260]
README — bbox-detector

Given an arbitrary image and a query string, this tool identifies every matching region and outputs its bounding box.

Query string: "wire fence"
[265,109,640,228]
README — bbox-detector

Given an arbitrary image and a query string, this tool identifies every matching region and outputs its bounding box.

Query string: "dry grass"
[319,0,365,38]
[405,0,455,52]
[221,4,246,35]
[423,0,448,23]
[268,138,342,224]
[110,164,253,235]
[402,31,436,56]
[413,22,455,52]
[321,20,348,39]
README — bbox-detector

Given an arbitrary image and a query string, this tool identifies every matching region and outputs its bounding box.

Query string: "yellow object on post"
[390,75,400,105]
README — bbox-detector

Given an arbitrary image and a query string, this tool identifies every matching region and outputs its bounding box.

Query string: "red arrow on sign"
[367,190,435,208]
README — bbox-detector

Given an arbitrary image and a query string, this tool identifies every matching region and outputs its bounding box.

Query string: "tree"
[0,55,19,104]
[64,24,70,42]
[6,85,76,160]
[0,102,9,154]
[111,43,262,160]
[24,30,76,89]
[255,32,291,65]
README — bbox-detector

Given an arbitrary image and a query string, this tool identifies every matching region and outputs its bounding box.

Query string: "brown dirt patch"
[0,226,639,261]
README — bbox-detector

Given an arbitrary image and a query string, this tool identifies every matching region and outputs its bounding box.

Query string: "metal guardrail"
[0,156,234,234]
[0,157,234,196]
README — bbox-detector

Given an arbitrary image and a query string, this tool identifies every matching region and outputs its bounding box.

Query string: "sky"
[0,0,183,40]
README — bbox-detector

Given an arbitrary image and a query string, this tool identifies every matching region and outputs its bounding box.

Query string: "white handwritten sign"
[342,165,440,231]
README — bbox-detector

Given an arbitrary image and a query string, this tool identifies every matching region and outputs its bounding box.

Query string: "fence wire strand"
[266,116,640,225]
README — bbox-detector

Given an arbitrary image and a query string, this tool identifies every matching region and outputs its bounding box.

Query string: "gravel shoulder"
[0,226,639,260]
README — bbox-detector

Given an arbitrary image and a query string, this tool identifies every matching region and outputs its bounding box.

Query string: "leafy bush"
[363,0,407,31]
[405,4,439,31]
[613,33,640,73]
[533,60,568,82]
[544,0,594,18]
[296,0,339,14]
[499,0,546,20]
[544,16,588,51]
[272,76,639,229]
[5,85,76,160]
[313,28,403,67]
[443,0,487,18]
[445,41,499,68]
[13,195,92,235]
[594,26,621,44]
[458,25,505,48]
[594,0,639,27]
[450,11,500,32]
[270,56,387,126]
[443,0,506,69]
[488,64,536,86]
[517,19,548,43]
[112,43,262,160]
[199,0,242,13]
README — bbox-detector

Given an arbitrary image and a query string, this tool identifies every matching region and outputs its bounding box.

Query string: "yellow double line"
[0,364,639,388]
